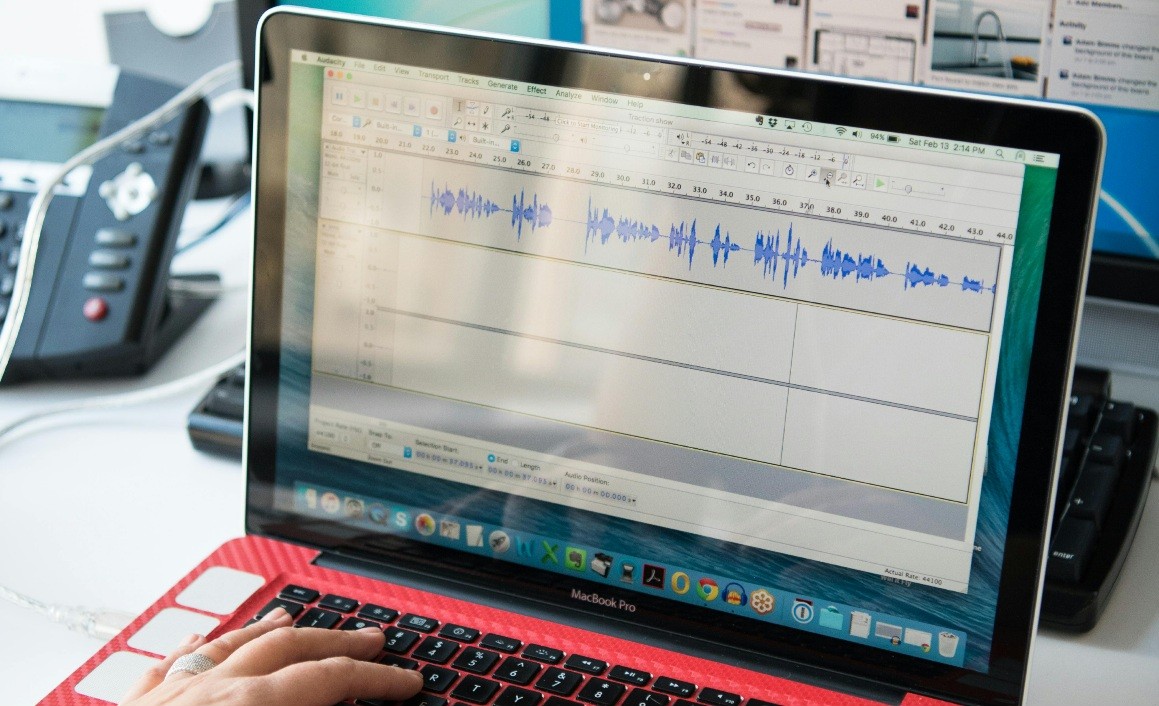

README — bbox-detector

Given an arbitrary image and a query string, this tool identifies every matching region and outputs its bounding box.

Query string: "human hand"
[120,607,423,706]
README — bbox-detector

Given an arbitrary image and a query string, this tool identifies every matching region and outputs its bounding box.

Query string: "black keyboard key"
[439,623,481,642]
[1099,401,1136,440]
[339,617,381,631]
[564,655,607,675]
[496,657,542,685]
[419,664,459,693]
[1071,366,1111,398]
[296,608,343,629]
[205,384,244,420]
[495,686,543,706]
[607,666,651,686]
[415,636,461,664]
[1047,516,1098,582]
[535,668,584,696]
[697,688,742,706]
[748,700,786,706]
[256,597,305,619]
[451,676,501,704]
[400,614,440,632]
[624,688,669,706]
[1067,394,1096,432]
[1087,434,1125,469]
[358,604,399,623]
[384,627,421,653]
[453,647,501,674]
[482,633,522,653]
[278,585,320,603]
[653,678,696,698]
[1069,464,1119,528]
[319,594,359,613]
[523,644,565,664]
[378,654,419,670]
[577,679,626,706]
[546,698,581,706]
[360,695,441,706]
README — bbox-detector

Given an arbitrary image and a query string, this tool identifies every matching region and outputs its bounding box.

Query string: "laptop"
[42,7,1105,705]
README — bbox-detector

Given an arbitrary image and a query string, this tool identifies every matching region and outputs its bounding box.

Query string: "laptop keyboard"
[201,363,1157,631]
[252,585,769,706]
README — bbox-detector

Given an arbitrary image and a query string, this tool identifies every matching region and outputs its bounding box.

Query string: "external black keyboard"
[187,362,246,458]
[193,364,1159,630]
[1041,366,1158,630]
[251,584,763,706]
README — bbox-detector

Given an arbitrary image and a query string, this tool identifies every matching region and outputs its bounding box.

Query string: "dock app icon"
[819,605,843,630]
[850,610,871,638]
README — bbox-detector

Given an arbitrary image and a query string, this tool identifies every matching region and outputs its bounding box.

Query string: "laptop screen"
[251,12,1100,701]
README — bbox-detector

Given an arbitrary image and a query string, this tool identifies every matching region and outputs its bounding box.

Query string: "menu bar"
[294,50,1059,168]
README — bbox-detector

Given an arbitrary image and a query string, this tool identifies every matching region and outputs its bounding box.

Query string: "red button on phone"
[83,296,109,322]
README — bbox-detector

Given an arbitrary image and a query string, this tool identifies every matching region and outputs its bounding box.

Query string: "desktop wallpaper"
[268,59,1056,674]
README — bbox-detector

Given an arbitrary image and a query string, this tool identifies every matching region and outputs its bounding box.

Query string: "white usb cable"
[0,584,135,641]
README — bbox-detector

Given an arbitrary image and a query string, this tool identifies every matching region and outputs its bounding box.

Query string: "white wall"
[0,0,219,63]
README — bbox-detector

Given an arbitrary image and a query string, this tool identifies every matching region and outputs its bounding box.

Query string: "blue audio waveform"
[429,183,553,238]
[754,226,808,288]
[584,200,997,294]
[584,200,701,268]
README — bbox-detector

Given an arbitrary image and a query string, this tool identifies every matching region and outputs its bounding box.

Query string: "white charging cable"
[0,349,245,449]
[0,584,135,641]
[0,60,246,383]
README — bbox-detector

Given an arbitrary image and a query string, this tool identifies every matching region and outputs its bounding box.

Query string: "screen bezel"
[248,9,1103,704]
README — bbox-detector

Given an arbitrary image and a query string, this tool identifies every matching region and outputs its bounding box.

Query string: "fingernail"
[357,626,382,634]
[180,633,203,646]
[261,607,289,622]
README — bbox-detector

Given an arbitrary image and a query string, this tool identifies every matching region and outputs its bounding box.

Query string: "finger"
[121,633,206,701]
[219,625,386,676]
[167,606,293,681]
[259,657,424,705]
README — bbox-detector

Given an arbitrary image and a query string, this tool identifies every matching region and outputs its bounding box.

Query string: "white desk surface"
[1,207,1157,705]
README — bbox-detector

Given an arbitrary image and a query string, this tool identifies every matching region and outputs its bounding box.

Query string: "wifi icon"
[835,126,848,136]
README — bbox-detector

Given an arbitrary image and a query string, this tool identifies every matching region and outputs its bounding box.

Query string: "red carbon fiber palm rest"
[39,535,955,706]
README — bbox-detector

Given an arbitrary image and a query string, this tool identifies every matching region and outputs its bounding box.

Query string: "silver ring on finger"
[165,652,218,679]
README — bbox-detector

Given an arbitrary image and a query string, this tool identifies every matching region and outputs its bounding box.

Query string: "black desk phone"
[0,58,210,383]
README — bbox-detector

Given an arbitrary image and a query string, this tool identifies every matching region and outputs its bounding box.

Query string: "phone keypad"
[0,189,28,322]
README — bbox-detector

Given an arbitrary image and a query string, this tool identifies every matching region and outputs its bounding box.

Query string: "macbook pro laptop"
[43,7,1105,705]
